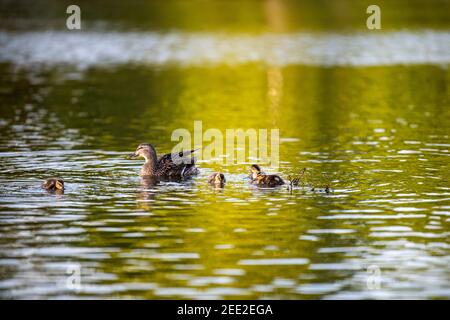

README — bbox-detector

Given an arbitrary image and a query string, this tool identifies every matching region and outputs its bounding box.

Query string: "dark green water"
[0,0,449,299]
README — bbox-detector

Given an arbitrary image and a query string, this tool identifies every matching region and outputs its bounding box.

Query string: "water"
[0,1,449,300]
[1,31,450,68]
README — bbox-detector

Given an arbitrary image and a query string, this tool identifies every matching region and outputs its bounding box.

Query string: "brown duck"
[128,143,199,178]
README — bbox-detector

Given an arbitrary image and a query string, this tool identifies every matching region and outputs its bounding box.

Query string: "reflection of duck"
[136,176,158,208]
[141,176,159,189]
[250,165,284,187]
[208,172,226,188]
[42,178,64,192]
[128,143,199,178]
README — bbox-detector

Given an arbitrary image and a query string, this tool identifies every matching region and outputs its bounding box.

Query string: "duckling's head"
[214,173,226,184]
[42,178,64,191]
[208,172,226,186]
[129,143,156,162]
[250,164,261,179]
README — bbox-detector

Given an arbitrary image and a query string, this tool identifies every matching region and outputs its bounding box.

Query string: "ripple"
[238,258,309,266]
[309,263,363,271]
[307,229,356,234]
[149,253,200,261]
[295,283,343,294]
[319,214,427,220]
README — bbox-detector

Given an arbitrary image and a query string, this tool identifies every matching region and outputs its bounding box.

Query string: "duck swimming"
[208,172,226,187]
[250,164,284,187]
[128,143,199,178]
[42,178,64,191]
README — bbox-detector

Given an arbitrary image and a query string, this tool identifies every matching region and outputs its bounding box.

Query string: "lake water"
[0,0,449,299]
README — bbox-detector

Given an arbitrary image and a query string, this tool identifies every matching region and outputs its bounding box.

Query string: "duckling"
[250,164,284,187]
[208,172,226,187]
[311,185,331,194]
[42,178,64,191]
[128,143,199,178]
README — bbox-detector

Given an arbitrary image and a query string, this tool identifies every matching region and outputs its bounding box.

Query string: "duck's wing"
[157,149,198,177]
[42,179,55,190]
[266,175,284,186]
[158,149,198,165]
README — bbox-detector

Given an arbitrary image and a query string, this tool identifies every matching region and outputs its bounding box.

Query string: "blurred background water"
[0,0,449,299]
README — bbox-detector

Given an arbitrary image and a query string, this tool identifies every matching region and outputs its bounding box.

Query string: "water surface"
[0,0,449,300]
[1,61,449,299]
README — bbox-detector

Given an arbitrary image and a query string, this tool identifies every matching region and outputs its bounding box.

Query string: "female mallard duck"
[250,164,284,187]
[42,178,64,191]
[128,143,199,178]
[208,172,226,187]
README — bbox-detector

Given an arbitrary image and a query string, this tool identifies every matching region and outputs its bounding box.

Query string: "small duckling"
[208,172,226,187]
[311,185,331,194]
[42,178,64,191]
[250,164,284,187]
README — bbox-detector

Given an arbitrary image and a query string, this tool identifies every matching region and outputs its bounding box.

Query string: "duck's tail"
[181,162,199,178]
[178,148,199,157]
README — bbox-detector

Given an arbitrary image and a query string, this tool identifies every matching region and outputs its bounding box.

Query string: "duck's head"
[128,143,156,161]
[250,164,261,179]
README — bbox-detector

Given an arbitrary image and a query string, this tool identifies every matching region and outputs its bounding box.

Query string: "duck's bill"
[127,153,138,159]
